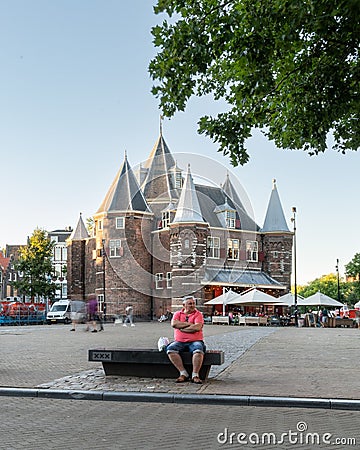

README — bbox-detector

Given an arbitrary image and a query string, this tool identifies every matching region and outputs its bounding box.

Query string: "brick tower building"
[67,132,293,319]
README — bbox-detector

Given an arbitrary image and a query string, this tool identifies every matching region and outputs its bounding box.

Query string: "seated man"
[166,296,205,384]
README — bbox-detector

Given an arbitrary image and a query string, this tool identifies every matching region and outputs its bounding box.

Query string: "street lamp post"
[102,239,107,321]
[291,207,298,327]
[336,259,341,303]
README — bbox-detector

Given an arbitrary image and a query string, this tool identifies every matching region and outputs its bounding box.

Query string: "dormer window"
[169,164,183,189]
[225,210,236,228]
[175,171,182,189]
[214,200,236,229]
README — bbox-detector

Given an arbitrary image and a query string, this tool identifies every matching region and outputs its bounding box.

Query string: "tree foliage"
[12,228,56,300]
[345,252,360,279]
[298,272,359,307]
[150,0,360,165]
[344,252,360,303]
[298,273,344,300]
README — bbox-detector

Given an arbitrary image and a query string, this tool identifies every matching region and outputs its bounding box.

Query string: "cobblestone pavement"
[36,323,276,393]
[1,322,360,449]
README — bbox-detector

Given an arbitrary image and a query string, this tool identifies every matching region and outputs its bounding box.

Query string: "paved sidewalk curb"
[1,387,360,411]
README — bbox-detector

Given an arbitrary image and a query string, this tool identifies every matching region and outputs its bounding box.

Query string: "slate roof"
[0,251,10,272]
[195,184,259,231]
[173,165,204,223]
[203,267,286,288]
[261,179,290,232]
[141,134,180,202]
[70,214,89,240]
[97,153,151,214]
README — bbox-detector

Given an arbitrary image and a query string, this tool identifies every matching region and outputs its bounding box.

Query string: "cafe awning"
[202,267,287,290]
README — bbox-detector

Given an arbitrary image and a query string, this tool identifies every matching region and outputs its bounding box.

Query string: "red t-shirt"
[173,308,204,343]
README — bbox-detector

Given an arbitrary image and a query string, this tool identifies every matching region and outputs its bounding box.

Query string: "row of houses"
[0,229,72,302]
[1,131,294,318]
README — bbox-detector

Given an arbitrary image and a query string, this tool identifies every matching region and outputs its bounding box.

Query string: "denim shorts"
[166,340,206,355]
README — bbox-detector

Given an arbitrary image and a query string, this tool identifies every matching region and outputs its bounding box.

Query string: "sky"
[0,0,359,285]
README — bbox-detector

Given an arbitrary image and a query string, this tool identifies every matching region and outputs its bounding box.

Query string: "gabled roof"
[141,134,179,202]
[222,172,247,212]
[172,165,204,224]
[221,173,259,231]
[70,213,89,240]
[262,179,290,232]
[0,251,10,272]
[97,153,151,214]
[194,184,260,231]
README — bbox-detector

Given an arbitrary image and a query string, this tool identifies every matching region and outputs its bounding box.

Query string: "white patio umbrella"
[204,289,241,315]
[299,292,344,307]
[226,288,283,306]
[354,301,360,310]
[277,292,304,307]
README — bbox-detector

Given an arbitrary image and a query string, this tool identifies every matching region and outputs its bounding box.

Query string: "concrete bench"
[88,348,225,381]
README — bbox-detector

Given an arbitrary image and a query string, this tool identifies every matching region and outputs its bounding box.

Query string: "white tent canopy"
[299,292,344,307]
[204,289,240,305]
[227,288,283,305]
[204,289,241,315]
[277,292,304,306]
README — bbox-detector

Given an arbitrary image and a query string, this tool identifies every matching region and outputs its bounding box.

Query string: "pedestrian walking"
[123,305,135,327]
[86,295,99,333]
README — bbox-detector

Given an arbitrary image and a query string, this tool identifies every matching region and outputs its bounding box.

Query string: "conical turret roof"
[262,179,290,232]
[70,213,89,240]
[97,153,151,214]
[141,134,179,202]
[172,165,204,223]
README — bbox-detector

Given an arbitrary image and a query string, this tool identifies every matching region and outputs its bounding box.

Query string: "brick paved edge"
[0,387,360,411]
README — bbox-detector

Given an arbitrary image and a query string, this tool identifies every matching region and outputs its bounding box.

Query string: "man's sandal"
[191,376,203,384]
[176,375,189,383]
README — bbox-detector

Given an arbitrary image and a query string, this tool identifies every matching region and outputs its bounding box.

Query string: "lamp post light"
[336,259,341,303]
[291,207,298,327]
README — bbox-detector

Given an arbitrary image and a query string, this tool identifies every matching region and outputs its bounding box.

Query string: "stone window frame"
[166,272,172,288]
[225,210,236,228]
[246,240,258,262]
[116,217,125,229]
[155,273,163,289]
[207,236,220,259]
[227,238,240,260]
[161,211,171,228]
[109,239,122,257]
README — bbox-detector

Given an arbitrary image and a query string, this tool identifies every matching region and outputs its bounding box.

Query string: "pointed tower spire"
[97,153,151,213]
[160,114,164,136]
[141,134,179,202]
[172,164,204,223]
[262,179,290,232]
[70,213,89,240]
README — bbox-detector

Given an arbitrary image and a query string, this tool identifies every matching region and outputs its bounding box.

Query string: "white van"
[46,299,71,324]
